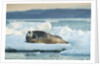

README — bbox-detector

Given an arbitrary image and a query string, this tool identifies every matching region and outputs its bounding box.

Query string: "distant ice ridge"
[6,21,87,35]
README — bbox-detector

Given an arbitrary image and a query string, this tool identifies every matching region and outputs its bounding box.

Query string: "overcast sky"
[7,3,91,12]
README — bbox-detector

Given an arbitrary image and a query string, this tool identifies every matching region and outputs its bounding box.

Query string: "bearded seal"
[26,31,69,44]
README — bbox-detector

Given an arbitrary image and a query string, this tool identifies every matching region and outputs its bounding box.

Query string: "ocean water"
[6,18,91,60]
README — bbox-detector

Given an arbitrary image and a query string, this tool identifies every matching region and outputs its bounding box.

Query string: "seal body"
[26,31,69,44]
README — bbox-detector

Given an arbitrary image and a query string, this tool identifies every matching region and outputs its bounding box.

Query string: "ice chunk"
[6,35,71,52]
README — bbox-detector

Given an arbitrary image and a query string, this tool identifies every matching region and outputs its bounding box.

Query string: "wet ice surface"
[5,52,90,60]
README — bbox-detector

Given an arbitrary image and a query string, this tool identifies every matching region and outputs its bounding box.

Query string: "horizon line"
[7,8,91,12]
